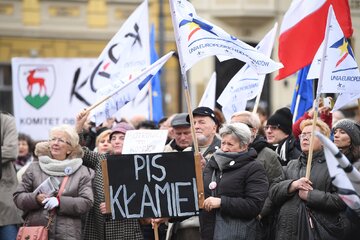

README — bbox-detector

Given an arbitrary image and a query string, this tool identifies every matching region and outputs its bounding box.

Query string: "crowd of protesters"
[1,102,360,240]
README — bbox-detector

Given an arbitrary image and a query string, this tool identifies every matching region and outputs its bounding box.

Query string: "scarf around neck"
[213,150,246,172]
[39,156,83,176]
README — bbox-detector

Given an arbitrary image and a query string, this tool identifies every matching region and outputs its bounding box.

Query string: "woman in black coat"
[200,123,269,240]
[269,119,348,240]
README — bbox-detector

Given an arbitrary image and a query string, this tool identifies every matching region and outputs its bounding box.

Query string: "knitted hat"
[267,107,293,135]
[109,122,134,140]
[333,119,360,146]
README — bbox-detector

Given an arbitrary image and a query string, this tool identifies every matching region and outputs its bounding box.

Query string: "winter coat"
[13,142,94,240]
[274,135,301,166]
[200,148,269,240]
[81,147,143,240]
[250,135,283,186]
[0,113,23,226]
[269,151,348,240]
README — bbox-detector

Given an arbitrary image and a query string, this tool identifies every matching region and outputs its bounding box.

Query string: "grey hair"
[231,111,261,129]
[50,124,79,148]
[219,123,252,146]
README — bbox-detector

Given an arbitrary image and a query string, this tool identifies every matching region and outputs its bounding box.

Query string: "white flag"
[217,23,278,121]
[198,72,216,109]
[315,131,360,213]
[93,51,174,125]
[91,0,149,85]
[91,0,150,120]
[169,0,283,74]
[307,6,360,94]
[332,92,360,111]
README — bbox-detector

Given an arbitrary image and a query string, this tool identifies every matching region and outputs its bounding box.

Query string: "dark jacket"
[250,136,283,186]
[274,135,301,166]
[269,151,347,240]
[200,148,269,239]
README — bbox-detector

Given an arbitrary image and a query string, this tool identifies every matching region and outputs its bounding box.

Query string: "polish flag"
[276,0,353,80]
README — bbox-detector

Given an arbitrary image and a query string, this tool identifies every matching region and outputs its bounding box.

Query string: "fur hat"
[333,119,360,146]
[267,107,293,135]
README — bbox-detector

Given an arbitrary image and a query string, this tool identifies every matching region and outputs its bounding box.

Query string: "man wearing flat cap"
[164,113,193,152]
[265,107,301,166]
[187,106,221,163]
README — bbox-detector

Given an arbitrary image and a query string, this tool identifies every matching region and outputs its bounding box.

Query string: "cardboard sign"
[122,130,168,154]
[106,151,198,219]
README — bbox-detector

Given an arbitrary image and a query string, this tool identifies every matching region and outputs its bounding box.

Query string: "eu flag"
[290,65,313,122]
[150,24,164,124]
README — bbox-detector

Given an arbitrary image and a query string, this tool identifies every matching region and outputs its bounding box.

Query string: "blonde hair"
[50,124,79,147]
[96,129,112,147]
[300,119,330,137]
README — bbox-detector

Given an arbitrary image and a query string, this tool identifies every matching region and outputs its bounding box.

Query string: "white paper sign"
[122,129,168,154]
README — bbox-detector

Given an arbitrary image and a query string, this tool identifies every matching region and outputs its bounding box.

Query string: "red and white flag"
[276,0,353,80]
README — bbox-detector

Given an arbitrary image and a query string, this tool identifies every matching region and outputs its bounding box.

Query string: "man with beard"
[187,107,221,163]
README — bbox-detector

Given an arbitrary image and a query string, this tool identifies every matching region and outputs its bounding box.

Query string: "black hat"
[333,119,360,146]
[267,107,293,135]
[171,113,190,128]
[186,107,218,125]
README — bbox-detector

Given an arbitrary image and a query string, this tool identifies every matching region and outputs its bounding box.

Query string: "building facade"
[1,0,359,117]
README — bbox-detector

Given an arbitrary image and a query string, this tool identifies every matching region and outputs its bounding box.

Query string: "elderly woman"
[13,124,94,240]
[76,110,143,240]
[269,119,348,240]
[333,119,360,168]
[200,123,269,240]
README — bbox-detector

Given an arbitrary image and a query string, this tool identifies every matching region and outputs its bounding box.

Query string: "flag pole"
[305,6,332,179]
[169,0,204,208]
[252,78,266,113]
[292,94,301,123]
[149,82,153,121]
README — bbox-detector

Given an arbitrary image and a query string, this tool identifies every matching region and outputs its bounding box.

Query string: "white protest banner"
[170,0,283,74]
[122,129,168,154]
[307,6,360,94]
[11,58,100,140]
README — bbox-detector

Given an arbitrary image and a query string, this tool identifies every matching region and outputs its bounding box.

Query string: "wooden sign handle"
[101,159,111,213]
[194,152,205,208]
[153,222,159,240]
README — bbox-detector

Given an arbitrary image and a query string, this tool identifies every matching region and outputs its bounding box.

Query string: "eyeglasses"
[49,137,71,146]
[299,132,312,139]
[264,125,280,131]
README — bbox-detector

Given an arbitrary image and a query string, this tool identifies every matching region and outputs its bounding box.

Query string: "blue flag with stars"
[291,65,313,122]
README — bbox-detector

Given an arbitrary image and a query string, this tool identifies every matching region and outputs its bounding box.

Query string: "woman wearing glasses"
[14,124,94,240]
[269,119,348,240]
